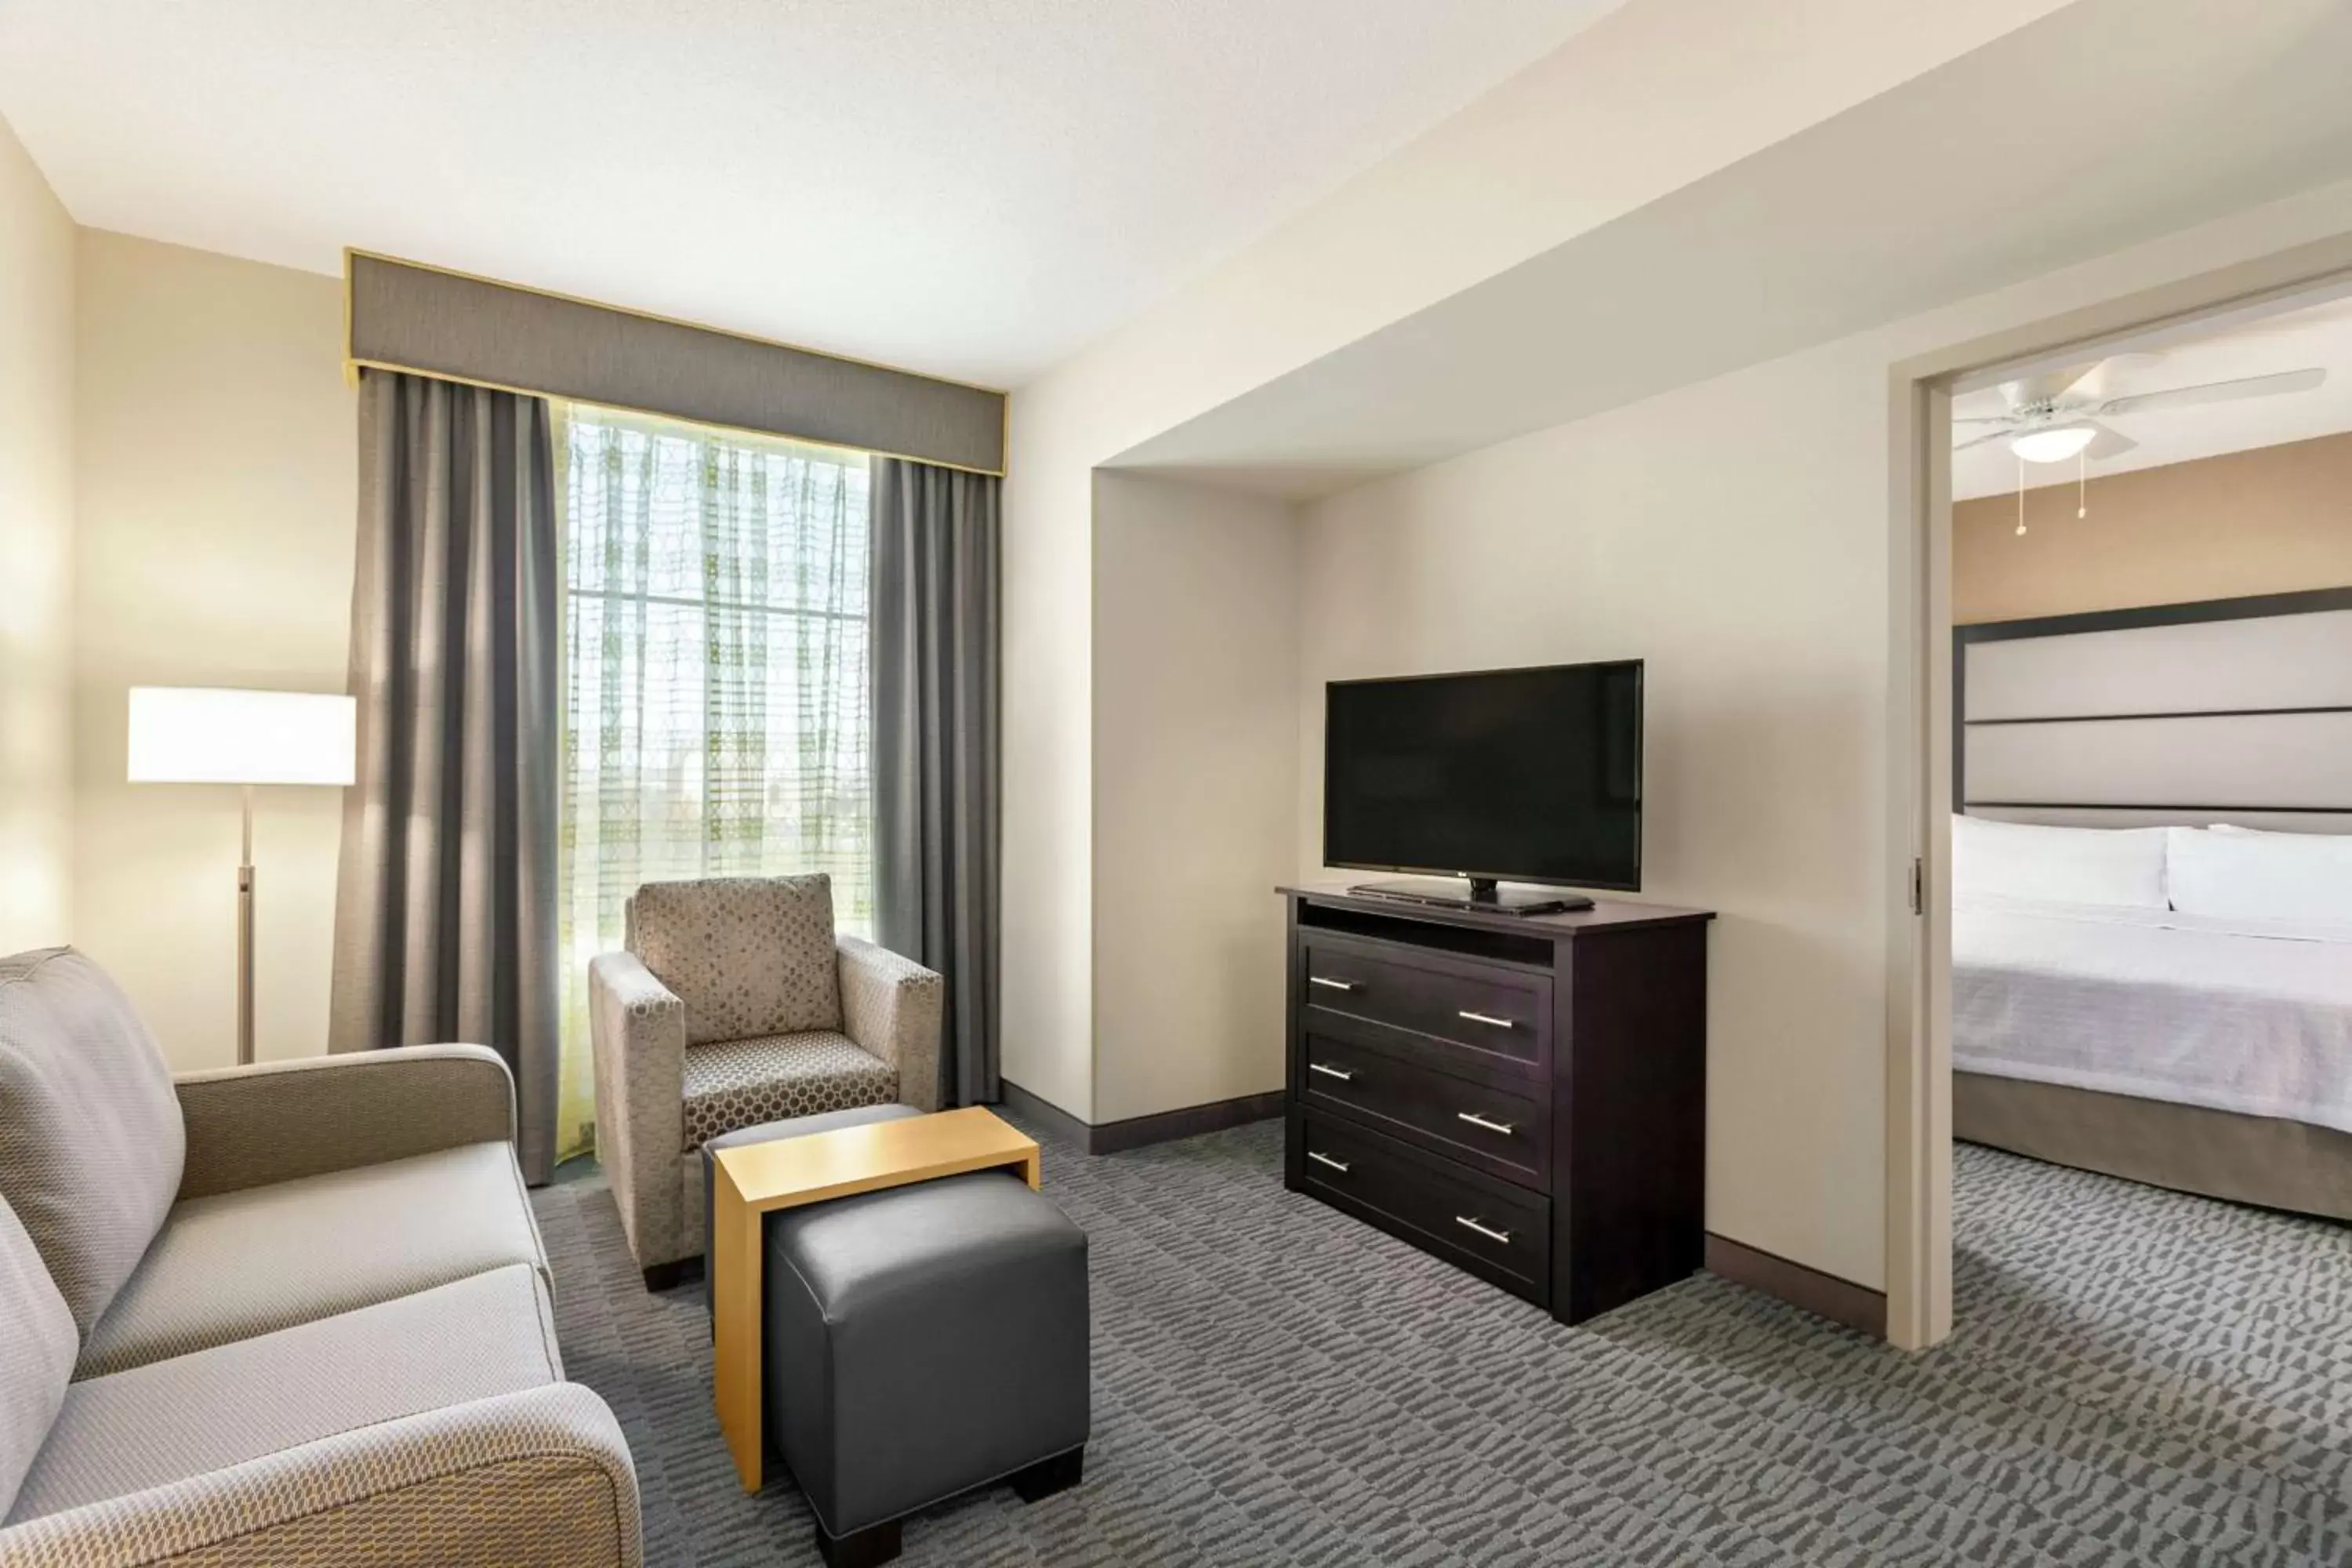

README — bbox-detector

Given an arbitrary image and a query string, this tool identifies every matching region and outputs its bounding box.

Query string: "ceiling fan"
[1953,358,2328,463]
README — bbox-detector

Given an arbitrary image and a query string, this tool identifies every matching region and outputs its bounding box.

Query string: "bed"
[1953,890,2352,1219]
[1951,588,2352,1220]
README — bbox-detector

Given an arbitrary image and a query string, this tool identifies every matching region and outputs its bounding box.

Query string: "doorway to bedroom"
[1939,282,2352,1337]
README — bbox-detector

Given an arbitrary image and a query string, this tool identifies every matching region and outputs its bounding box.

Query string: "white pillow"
[1951,815,2169,909]
[2205,822,2343,837]
[2167,825,2352,924]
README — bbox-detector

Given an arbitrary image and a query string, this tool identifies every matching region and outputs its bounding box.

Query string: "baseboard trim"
[998,1080,1283,1156]
[997,1080,1093,1150]
[1704,1232,1888,1339]
[1087,1091,1285,1155]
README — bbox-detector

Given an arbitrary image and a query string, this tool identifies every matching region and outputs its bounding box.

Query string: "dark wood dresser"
[1278,884,1713,1326]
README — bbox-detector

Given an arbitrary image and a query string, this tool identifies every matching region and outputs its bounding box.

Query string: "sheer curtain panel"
[556,408,873,1159]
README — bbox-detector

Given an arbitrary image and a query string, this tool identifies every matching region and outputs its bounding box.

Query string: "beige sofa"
[0,947,641,1567]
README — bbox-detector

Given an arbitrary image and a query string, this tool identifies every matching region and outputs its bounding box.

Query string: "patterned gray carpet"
[531,1116,2352,1566]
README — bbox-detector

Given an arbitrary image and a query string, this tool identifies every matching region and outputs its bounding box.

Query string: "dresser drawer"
[1291,1111,1550,1302]
[1298,1033,1547,1188]
[1299,933,1550,1069]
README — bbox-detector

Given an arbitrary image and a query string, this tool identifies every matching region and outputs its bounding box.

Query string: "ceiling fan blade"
[2060,352,2168,407]
[1999,365,2099,410]
[2082,422,2137,460]
[2096,367,2325,416]
[1953,426,2020,452]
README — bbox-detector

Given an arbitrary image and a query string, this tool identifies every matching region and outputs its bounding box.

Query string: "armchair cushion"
[77,1142,546,1379]
[0,1192,76,1521]
[175,1043,516,1200]
[680,1033,897,1152]
[0,947,186,1340]
[630,875,841,1044]
[10,1265,561,1523]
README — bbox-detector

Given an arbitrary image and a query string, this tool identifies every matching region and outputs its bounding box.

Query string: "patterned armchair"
[586,874,943,1290]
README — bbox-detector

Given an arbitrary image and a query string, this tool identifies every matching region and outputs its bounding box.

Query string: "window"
[555,405,872,1152]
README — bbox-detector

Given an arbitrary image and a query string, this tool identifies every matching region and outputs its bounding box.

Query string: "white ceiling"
[1109,0,2352,499]
[0,0,1626,387]
[1951,293,2352,499]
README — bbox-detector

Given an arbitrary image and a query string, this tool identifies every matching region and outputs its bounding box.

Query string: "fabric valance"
[346,252,1005,475]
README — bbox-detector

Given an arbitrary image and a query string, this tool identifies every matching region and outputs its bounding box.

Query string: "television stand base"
[1346,877,1595,917]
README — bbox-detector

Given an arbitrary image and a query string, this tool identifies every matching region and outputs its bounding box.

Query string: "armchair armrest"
[837,935,945,1112]
[587,952,688,1270]
[0,1384,641,1568]
[175,1044,515,1200]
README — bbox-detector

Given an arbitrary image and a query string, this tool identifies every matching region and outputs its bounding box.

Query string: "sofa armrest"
[587,952,688,1270]
[0,1383,641,1568]
[837,935,945,1112]
[175,1044,515,1200]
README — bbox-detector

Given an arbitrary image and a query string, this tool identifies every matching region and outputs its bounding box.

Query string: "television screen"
[1323,660,1642,891]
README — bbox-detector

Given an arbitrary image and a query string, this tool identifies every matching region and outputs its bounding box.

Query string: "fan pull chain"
[2078,450,2088,520]
[2015,457,2027,536]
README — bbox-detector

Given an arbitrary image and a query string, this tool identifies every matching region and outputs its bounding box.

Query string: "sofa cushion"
[630,875,841,1044]
[681,1032,897,1151]
[0,948,186,1340]
[7,1264,561,1524]
[76,1141,546,1379]
[0,1192,77,1521]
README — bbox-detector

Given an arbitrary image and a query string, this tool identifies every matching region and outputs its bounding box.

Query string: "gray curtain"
[872,459,1000,1107]
[331,370,562,1184]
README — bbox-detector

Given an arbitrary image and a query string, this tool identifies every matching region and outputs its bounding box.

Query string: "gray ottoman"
[702,1108,1090,1567]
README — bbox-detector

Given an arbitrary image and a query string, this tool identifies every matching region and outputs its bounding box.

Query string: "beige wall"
[1298,343,1897,1287]
[1091,474,1299,1123]
[1287,177,2352,1292]
[73,231,354,1069]
[1001,373,1104,1116]
[1955,429,2352,623]
[0,114,77,953]
[1002,0,2073,1122]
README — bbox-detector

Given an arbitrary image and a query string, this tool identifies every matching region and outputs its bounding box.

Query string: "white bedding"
[1952,893,2352,1134]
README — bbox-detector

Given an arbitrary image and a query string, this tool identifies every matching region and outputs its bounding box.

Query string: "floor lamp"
[127,687,358,1066]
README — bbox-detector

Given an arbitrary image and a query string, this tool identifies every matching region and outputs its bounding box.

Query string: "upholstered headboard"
[1955,587,2352,834]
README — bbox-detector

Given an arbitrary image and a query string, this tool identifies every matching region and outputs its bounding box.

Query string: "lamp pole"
[237,785,256,1066]
[125,688,354,1069]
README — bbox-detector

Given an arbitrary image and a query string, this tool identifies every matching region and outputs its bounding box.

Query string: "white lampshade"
[2009,424,2098,463]
[127,688,357,786]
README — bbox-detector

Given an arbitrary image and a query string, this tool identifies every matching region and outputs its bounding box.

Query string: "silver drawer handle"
[1308,1062,1356,1083]
[1457,1010,1515,1030]
[1308,1150,1351,1174]
[1455,1215,1512,1245]
[1456,1111,1515,1136]
[1308,976,1357,993]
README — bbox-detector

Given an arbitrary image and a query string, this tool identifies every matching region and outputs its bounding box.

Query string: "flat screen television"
[1323,659,1642,914]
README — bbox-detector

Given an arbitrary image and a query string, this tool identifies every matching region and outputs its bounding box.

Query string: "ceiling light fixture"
[2009,425,2097,463]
